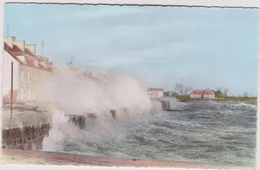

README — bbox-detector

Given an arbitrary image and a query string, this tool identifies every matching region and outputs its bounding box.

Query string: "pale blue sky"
[4,4,258,96]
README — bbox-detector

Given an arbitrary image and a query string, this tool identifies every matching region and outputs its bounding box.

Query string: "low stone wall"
[2,124,50,150]
[160,100,171,111]
[68,115,86,130]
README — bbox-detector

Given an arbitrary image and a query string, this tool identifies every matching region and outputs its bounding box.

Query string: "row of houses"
[3,36,215,103]
[3,36,57,103]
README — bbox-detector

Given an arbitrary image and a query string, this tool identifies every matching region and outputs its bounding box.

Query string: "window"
[27,72,30,83]
[20,88,24,100]
[21,71,24,82]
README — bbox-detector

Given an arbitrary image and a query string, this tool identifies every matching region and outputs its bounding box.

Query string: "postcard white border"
[0,1,259,170]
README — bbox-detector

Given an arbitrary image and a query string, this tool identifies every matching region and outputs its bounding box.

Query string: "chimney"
[25,44,36,55]
[13,40,25,52]
[4,37,15,49]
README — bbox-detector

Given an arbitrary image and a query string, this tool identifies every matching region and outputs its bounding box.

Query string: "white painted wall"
[3,50,19,96]
[148,91,164,98]
[190,93,215,99]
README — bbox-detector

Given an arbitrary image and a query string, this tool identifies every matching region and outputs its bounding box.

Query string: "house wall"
[148,91,164,98]
[190,94,202,98]
[3,50,19,96]
[208,94,215,99]
[190,93,215,99]
[18,65,53,101]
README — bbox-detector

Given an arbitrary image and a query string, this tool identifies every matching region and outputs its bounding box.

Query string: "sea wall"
[2,99,169,150]
[2,109,52,150]
[160,100,171,111]
[2,124,50,150]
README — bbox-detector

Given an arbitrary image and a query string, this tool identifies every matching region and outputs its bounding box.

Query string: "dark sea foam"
[60,100,256,167]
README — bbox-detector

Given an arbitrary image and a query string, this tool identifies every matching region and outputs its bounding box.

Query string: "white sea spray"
[42,71,162,151]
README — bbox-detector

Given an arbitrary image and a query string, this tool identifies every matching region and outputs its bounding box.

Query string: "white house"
[190,90,215,99]
[147,88,164,98]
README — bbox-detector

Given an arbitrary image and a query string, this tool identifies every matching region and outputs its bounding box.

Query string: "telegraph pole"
[10,62,13,118]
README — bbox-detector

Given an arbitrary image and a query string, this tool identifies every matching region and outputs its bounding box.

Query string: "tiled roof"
[26,57,35,68]
[4,43,23,65]
[12,45,23,52]
[4,42,53,73]
[46,62,53,66]
[191,90,214,95]
[38,63,52,72]
[24,49,37,59]
[13,52,24,56]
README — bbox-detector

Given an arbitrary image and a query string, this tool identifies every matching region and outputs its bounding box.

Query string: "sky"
[3,4,259,96]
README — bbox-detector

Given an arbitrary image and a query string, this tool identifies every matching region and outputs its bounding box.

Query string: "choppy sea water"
[59,100,256,167]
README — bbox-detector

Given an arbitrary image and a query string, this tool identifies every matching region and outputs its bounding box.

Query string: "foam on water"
[208,100,257,110]
[56,99,256,167]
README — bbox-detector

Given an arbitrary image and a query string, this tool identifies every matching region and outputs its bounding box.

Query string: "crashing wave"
[42,71,163,152]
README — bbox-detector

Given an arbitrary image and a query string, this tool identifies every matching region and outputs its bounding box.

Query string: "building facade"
[3,36,55,102]
[190,90,215,99]
[147,88,164,98]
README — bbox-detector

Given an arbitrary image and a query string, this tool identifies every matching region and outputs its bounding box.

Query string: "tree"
[164,91,170,96]
[213,90,223,98]
[213,88,227,99]
[216,87,223,92]
[173,83,193,96]
[223,88,229,95]
[243,92,248,98]
[164,91,175,97]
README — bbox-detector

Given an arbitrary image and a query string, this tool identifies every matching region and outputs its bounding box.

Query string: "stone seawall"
[2,124,50,150]
[2,108,52,151]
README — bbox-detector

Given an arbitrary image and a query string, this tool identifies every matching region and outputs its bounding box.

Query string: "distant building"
[190,90,215,99]
[147,88,164,98]
[3,36,56,103]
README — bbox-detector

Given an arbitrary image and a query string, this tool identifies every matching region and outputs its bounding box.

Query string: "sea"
[53,100,257,167]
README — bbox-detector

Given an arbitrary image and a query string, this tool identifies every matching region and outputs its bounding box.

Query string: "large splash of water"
[42,71,163,151]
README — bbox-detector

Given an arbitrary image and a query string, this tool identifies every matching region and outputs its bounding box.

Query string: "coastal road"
[1,150,253,169]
